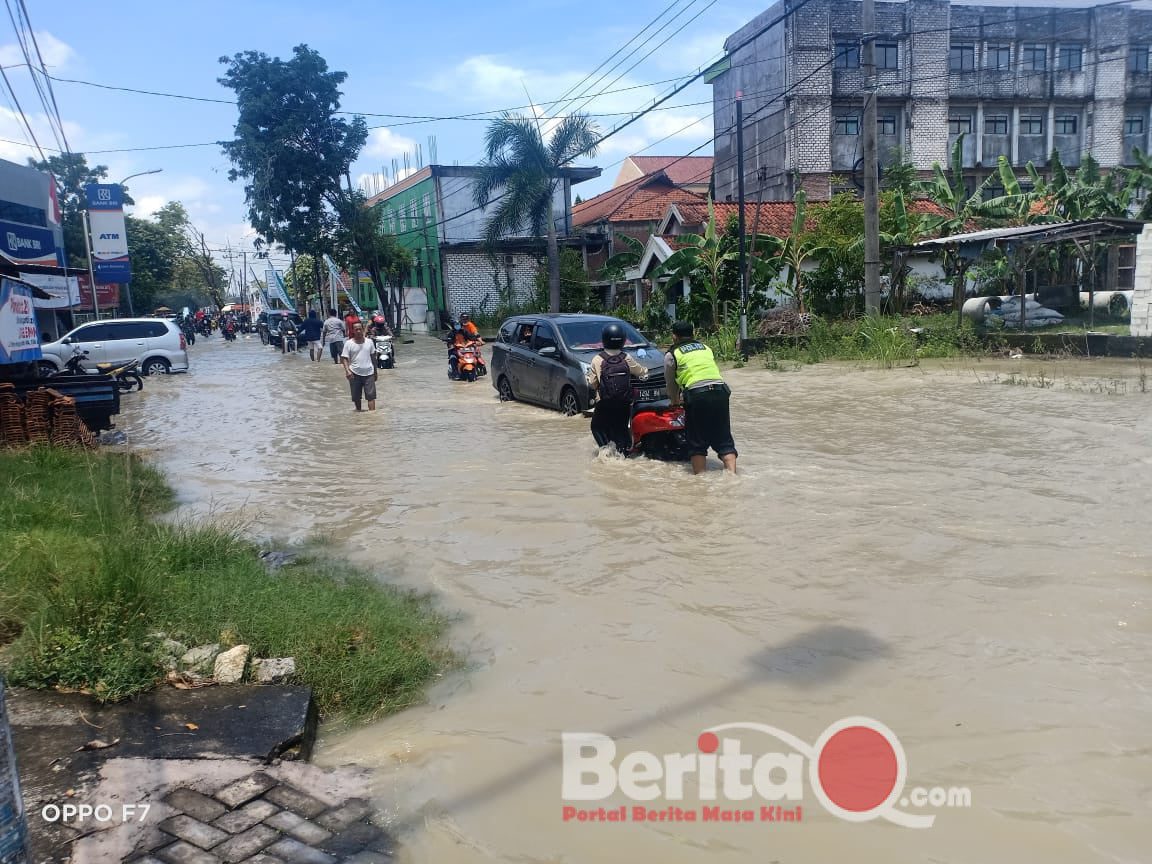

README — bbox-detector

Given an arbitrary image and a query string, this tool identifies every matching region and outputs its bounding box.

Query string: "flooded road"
[122,334,1152,864]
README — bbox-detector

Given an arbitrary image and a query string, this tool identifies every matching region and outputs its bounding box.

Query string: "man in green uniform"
[664,321,737,475]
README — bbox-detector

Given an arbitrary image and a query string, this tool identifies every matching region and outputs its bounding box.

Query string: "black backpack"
[599,351,633,402]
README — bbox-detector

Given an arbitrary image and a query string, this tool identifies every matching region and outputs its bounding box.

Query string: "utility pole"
[862,0,882,314]
[736,92,749,345]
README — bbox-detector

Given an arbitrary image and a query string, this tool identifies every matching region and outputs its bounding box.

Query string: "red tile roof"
[670,199,951,237]
[628,156,713,187]
[573,173,708,227]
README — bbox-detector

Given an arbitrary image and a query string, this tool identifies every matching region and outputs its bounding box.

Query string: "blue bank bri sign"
[85,184,131,284]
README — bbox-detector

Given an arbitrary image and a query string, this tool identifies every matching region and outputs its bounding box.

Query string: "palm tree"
[473,113,600,312]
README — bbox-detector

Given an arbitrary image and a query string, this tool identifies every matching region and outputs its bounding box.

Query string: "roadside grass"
[0,448,453,721]
[756,314,985,369]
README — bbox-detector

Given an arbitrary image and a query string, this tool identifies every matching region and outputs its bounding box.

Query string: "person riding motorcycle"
[459,313,482,342]
[367,314,393,338]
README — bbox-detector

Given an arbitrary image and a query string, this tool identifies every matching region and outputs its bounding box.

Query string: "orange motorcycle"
[456,342,482,382]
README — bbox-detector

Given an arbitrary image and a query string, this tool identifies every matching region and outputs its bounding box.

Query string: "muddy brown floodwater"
[121,334,1152,864]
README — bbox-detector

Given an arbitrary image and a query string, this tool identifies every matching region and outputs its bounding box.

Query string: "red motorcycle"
[628,402,690,461]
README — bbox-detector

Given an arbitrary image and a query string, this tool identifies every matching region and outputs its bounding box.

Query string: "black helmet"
[602,323,625,350]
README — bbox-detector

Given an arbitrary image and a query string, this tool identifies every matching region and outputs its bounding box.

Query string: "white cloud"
[366,127,418,160]
[0,30,74,69]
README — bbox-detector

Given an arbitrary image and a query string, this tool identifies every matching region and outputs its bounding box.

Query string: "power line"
[562,0,717,117]
[15,0,72,154]
[542,0,698,114]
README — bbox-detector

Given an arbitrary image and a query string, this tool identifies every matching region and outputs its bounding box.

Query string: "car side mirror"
[537,346,557,357]
[61,336,73,344]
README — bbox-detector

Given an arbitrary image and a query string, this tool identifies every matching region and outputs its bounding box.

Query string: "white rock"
[180,644,220,670]
[252,657,297,683]
[213,645,250,683]
[159,638,187,658]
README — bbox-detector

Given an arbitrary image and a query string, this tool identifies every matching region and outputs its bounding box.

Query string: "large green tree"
[123,215,180,313]
[473,114,600,312]
[332,190,412,326]
[218,45,367,296]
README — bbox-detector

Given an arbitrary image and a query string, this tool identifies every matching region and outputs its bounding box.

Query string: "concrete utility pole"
[736,92,749,346]
[862,0,882,314]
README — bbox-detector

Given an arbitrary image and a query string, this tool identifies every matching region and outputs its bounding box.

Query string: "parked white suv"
[39,318,190,376]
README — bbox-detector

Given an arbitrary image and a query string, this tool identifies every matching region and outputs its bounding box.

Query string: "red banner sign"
[76,274,120,310]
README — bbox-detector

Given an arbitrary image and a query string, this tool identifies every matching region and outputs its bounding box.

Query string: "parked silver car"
[490,313,667,414]
[39,318,190,376]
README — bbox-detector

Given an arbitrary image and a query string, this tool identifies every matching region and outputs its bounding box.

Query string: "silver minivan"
[39,317,190,376]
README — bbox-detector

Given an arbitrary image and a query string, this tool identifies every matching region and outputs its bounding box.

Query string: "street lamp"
[119,170,162,317]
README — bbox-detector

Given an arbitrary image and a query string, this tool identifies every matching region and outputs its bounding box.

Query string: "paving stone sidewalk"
[126,770,392,864]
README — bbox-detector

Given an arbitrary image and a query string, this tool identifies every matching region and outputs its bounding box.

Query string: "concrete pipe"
[962,296,1002,322]
[1079,291,1131,315]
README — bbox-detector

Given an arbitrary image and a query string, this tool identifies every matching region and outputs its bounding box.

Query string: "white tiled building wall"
[443,250,540,316]
[1130,225,1152,337]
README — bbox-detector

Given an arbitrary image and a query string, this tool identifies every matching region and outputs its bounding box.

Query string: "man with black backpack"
[585,322,648,453]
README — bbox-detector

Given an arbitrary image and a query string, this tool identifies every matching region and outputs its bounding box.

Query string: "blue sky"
[0,0,766,269]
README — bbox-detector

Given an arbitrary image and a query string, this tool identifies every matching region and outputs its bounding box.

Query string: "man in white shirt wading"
[340,323,379,411]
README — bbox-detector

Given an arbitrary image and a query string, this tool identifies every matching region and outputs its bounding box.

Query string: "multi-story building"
[711,0,1152,201]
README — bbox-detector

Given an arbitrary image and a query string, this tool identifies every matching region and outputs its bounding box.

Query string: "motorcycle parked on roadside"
[60,348,144,392]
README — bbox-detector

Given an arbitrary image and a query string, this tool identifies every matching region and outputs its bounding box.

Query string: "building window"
[834,42,860,68]
[1056,44,1083,72]
[985,115,1009,135]
[876,43,899,69]
[947,115,973,135]
[834,115,860,135]
[878,114,897,135]
[986,45,1011,70]
[1130,47,1150,73]
[1022,44,1047,72]
[1054,114,1078,135]
[949,44,975,71]
[1019,115,1045,136]
[1118,245,1136,288]
[1125,114,1145,135]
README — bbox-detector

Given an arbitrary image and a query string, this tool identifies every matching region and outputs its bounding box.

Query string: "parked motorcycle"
[628,403,690,461]
[60,348,144,392]
[373,334,395,369]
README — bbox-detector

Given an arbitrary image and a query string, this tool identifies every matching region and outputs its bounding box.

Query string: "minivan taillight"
[179,333,187,350]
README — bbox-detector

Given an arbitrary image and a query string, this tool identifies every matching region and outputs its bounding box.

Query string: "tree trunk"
[546,214,561,313]
[312,256,323,310]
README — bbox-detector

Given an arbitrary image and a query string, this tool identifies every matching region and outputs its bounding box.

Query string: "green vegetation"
[756,314,984,368]
[0,448,453,721]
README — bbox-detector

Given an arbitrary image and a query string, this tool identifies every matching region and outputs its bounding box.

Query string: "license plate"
[635,387,665,402]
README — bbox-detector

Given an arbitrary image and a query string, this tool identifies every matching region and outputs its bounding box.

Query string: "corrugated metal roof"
[913,218,1146,248]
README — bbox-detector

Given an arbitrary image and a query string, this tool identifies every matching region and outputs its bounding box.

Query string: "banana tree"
[774,189,823,314]
[655,198,737,326]
[600,233,645,282]
[877,190,924,313]
[916,136,1025,322]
